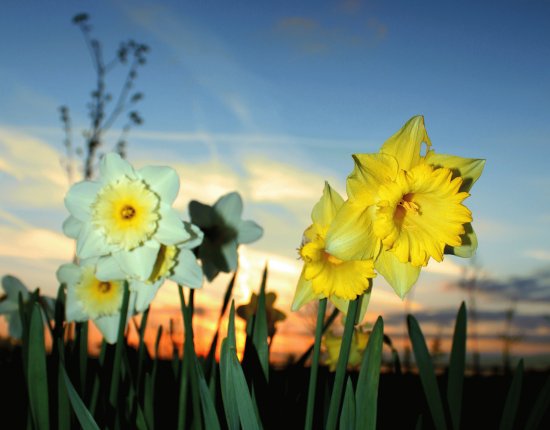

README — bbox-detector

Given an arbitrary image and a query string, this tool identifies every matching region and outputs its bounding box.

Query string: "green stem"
[304,298,327,430]
[325,296,360,430]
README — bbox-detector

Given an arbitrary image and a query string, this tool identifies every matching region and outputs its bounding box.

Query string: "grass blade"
[340,377,356,430]
[28,302,50,430]
[447,302,467,430]
[195,357,221,430]
[499,359,524,430]
[355,316,384,430]
[251,264,269,380]
[525,373,550,430]
[407,314,447,430]
[61,365,100,430]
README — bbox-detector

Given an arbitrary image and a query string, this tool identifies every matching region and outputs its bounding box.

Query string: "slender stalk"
[304,298,327,430]
[325,297,360,430]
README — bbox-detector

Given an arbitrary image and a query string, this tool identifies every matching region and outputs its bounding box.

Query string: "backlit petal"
[99,152,136,183]
[330,289,372,323]
[311,182,344,227]
[180,222,204,249]
[445,222,478,258]
[77,223,112,259]
[62,216,83,239]
[237,220,263,244]
[156,206,190,244]
[291,268,320,311]
[214,192,243,228]
[1,275,29,300]
[424,151,486,192]
[325,202,380,261]
[380,116,431,171]
[113,241,160,280]
[94,314,121,344]
[65,181,101,221]
[171,249,203,288]
[221,239,239,272]
[348,153,398,202]
[139,165,180,204]
[375,249,421,299]
[95,256,126,281]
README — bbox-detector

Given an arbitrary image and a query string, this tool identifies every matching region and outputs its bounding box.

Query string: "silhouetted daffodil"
[189,192,263,281]
[325,116,485,298]
[236,291,286,338]
[292,182,376,321]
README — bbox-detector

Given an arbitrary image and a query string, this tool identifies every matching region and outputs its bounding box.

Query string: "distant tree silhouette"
[59,13,149,182]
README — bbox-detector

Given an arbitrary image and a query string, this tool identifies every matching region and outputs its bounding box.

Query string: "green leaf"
[499,359,524,430]
[195,358,221,430]
[61,365,100,430]
[136,307,150,387]
[407,315,447,430]
[447,302,467,430]
[143,372,155,430]
[28,302,50,430]
[356,316,384,430]
[220,302,262,430]
[251,264,269,380]
[339,377,356,430]
[525,373,550,430]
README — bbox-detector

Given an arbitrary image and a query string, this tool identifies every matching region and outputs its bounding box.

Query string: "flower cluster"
[293,116,485,318]
[57,153,206,342]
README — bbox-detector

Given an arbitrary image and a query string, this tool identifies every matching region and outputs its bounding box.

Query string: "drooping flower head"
[189,192,263,281]
[63,153,196,281]
[292,182,376,319]
[326,116,485,298]
[323,326,370,372]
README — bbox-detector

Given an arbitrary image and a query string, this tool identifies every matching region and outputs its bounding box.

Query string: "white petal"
[171,249,203,288]
[113,242,160,280]
[99,152,136,183]
[62,216,83,239]
[221,240,238,272]
[65,284,87,322]
[64,181,101,221]
[95,256,126,281]
[155,206,189,245]
[139,165,180,204]
[77,224,111,259]
[1,275,29,300]
[94,314,121,344]
[237,220,263,244]
[180,222,204,249]
[0,301,19,314]
[188,200,214,228]
[56,263,82,287]
[214,192,243,228]
[132,280,162,313]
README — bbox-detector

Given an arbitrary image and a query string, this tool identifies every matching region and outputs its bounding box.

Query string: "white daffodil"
[0,275,55,339]
[63,152,192,281]
[189,191,263,281]
[91,222,205,312]
[56,263,137,344]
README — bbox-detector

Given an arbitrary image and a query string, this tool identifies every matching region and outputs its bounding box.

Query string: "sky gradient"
[1,0,550,368]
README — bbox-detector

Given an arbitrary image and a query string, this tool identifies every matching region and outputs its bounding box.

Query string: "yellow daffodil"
[292,182,376,319]
[236,291,286,338]
[323,327,370,372]
[63,153,196,282]
[189,191,263,281]
[325,116,485,298]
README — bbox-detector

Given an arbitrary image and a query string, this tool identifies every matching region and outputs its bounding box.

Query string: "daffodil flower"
[323,327,370,372]
[57,262,140,343]
[63,153,192,281]
[236,291,286,338]
[292,182,376,320]
[0,275,55,339]
[325,116,485,298]
[189,191,263,281]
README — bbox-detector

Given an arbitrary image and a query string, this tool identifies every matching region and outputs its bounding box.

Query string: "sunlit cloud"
[525,249,550,262]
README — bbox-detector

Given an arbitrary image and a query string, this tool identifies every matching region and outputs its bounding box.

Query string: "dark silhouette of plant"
[59,13,149,182]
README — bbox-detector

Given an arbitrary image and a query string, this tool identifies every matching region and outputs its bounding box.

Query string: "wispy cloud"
[525,249,550,262]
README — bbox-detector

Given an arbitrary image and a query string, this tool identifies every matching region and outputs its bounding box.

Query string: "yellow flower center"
[374,163,472,266]
[92,176,160,250]
[299,230,375,300]
[74,266,123,319]
[149,245,179,282]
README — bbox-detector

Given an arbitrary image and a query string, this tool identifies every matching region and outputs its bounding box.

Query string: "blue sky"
[1,0,550,363]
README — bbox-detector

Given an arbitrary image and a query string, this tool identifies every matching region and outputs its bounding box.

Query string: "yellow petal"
[380,116,431,171]
[325,202,380,261]
[291,268,321,311]
[445,222,478,258]
[424,151,486,192]
[311,181,344,227]
[347,153,399,202]
[375,249,421,299]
